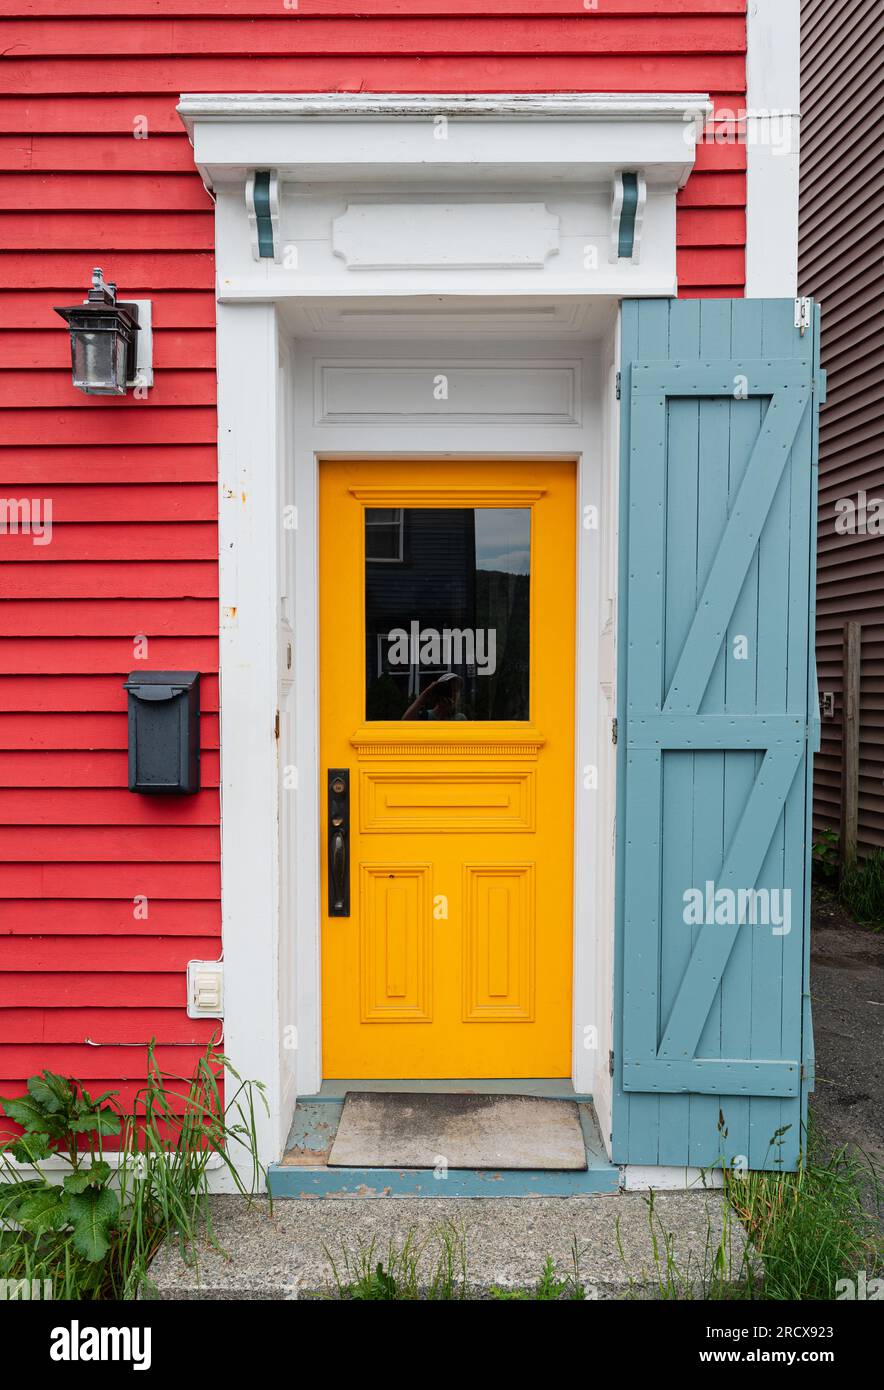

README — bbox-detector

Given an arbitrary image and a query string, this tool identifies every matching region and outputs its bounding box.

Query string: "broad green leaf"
[9,1131,52,1163]
[65,1186,119,1263]
[0,1178,45,1219]
[63,1160,111,1194]
[0,1093,52,1130]
[69,1108,121,1137]
[17,1186,67,1234]
[27,1071,74,1115]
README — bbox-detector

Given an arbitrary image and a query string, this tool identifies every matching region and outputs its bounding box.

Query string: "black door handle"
[328,768,350,916]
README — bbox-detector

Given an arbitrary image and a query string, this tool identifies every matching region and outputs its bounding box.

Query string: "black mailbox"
[124,671,200,795]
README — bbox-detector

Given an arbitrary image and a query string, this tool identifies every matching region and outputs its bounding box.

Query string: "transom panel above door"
[319,459,576,1079]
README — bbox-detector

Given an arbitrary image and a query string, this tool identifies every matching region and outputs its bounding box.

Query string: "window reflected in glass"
[365,507,530,722]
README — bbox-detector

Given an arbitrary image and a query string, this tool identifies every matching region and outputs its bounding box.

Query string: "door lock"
[327,768,350,916]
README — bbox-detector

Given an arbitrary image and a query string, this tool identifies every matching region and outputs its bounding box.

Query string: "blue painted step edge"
[267,1163,620,1199]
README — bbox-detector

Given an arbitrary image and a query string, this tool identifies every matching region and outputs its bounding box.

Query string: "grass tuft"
[324,1221,469,1300]
[839,850,884,928]
[0,1041,267,1300]
[722,1132,882,1300]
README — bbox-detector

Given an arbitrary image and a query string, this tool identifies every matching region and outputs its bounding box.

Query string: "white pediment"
[178,92,711,301]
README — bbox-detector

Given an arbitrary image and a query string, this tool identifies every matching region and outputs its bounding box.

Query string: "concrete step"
[146,1191,754,1301]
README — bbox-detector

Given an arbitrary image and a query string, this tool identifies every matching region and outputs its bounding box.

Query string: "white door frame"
[285,334,613,1106]
[186,92,708,1175]
[217,311,622,1173]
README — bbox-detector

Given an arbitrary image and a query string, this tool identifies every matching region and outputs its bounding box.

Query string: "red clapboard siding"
[0,329,216,370]
[0,712,219,748]
[0,446,217,483]
[0,937,218,969]
[0,173,213,210]
[0,751,220,787]
[0,0,746,1106]
[0,408,216,446]
[0,485,215,521]
[0,86,744,136]
[5,57,746,96]
[0,1045,213,1081]
[0,524,216,561]
[0,1008,216,1044]
[0,826,219,859]
[0,972,186,1005]
[0,562,219,599]
[0,17,746,55]
[0,252,214,289]
[0,212,213,251]
[0,865,221,898]
[0,3,750,15]
[0,136,201,174]
[0,599,219,636]
[0,790,219,824]
[0,900,220,932]
[0,675,219,711]
[678,172,747,207]
[0,489,215,525]
[0,370,215,408]
[0,639,219,673]
[676,208,746,246]
[0,291,216,330]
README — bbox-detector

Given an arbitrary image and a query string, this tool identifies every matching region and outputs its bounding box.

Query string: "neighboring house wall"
[799,0,884,857]
[0,2,746,1109]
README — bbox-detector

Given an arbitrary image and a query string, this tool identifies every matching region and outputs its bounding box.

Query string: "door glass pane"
[365,507,530,721]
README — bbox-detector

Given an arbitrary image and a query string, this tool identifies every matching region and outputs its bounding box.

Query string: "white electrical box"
[186,960,224,1019]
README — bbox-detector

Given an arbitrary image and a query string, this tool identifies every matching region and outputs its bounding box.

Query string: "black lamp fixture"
[54,267,143,396]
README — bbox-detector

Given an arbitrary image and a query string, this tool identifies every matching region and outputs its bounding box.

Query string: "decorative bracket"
[245,170,280,262]
[610,171,647,265]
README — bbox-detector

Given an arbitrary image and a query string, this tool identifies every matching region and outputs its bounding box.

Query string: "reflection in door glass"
[365,508,530,722]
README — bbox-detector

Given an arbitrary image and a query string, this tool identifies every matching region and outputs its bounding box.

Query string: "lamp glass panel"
[71,328,128,395]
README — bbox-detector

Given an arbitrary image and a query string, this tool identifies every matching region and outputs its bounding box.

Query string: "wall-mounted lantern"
[54,267,152,396]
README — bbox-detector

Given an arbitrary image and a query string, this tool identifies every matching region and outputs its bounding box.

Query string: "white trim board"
[214,314,620,1180]
[187,91,696,1181]
[745,0,801,297]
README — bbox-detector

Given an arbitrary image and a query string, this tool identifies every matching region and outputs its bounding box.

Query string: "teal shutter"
[613,300,821,1171]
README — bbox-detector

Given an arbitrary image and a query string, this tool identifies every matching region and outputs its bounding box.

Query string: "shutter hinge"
[611,717,618,745]
[615,371,622,400]
[794,297,812,335]
[813,370,827,404]
[274,709,280,739]
[608,1049,615,1077]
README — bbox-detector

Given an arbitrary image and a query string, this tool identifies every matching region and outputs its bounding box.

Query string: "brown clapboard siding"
[800,0,884,857]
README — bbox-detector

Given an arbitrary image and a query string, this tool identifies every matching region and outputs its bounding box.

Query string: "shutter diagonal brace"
[633,366,812,718]
[656,741,804,1062]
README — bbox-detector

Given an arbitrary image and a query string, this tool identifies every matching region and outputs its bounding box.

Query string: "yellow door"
[319,459,575,1078]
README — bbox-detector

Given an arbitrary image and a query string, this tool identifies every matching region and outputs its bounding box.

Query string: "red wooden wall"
[0,0,746,1111]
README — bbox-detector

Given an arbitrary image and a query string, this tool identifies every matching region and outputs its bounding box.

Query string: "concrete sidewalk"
[146,1191,751,1300]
